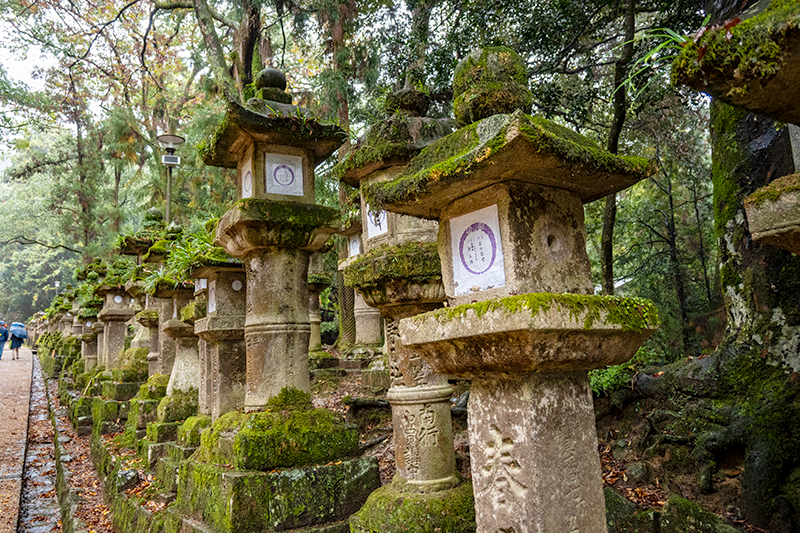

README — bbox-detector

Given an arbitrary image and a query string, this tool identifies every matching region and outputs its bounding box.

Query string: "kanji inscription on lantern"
[242,157,253,199]
[450,204,505,295]
[365,206,388,239]
[265,153,303,196]
[208,281,217,314]
[483,425,527,508]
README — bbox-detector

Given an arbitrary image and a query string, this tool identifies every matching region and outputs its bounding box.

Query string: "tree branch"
[0,236,81,254]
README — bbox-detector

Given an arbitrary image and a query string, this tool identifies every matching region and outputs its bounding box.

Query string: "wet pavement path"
[18,353,61,533]
[0,347,33,533]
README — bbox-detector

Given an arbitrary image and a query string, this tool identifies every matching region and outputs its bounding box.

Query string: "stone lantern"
[364,47,660,533]
[192,254,246,420]
[78,310,99,371]
[336,87,473,531]
[672,2,800,255]
[95,285,135,369]
[204,68,344,410]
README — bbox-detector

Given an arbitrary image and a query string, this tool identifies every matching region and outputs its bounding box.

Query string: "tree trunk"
[708,100,799,531]
[192,0,239,102]
[600,0,635,295]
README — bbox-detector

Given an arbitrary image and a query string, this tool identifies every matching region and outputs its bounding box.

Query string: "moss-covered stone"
[452,46,532,127]
[102,381,141,402]
[343,242,441,290]
[194,400,358,470]
[157,390,199,423]
[744,172,800,208]
[673,0,800,124]
[112,347,149,383]
[178,415,212,447]
[146,421,181,443]
[137,374,169,400]
[419,292,660,333]
[350,477,475,533]
[200,99,345,169]
[362,111,653,218]
[660,494,739,533]
[604,487,658,532]
[332,114,456,185]
[175,457,380,533]
[179,301,206,324]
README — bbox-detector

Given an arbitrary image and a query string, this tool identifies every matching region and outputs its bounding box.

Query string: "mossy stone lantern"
[364,48,660,533]
[672,0,800,255]
[203,68,345,410]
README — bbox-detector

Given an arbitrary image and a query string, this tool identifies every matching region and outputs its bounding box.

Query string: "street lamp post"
[157,134,185,224]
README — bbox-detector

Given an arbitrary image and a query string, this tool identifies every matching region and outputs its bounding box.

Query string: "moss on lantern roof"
[744,172,800,208]
[343,242,441,289]
[672,0,800,124]
[199,100,346,169]
[332,114,457,186]
[230,198,341,227]
[362,111,653,218]
[417,292,660,333]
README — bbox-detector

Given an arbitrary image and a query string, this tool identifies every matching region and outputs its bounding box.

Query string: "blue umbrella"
[10,324,27,339]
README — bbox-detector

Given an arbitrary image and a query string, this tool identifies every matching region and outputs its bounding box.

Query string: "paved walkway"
[0,346,33,533]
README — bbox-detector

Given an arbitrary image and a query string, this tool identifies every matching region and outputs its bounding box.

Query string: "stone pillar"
[384,303,457,490]
[243,249,312,408]
[135,293,161,376]
[97,289,135,370]
[194,267,247,420]
[126,282,150,350]
[156,296,177,375]
[162,288,198,395]
[193,279,210,415]
[308,252,330,350]
[354,292,382,345]
[81,319,99,372]
[92,321,105,367]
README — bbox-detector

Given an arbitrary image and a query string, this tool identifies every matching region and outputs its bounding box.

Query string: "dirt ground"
[0,347,33,533]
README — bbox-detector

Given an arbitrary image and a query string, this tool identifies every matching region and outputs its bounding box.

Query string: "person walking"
[0,322,8,360]
[9,322,26,360]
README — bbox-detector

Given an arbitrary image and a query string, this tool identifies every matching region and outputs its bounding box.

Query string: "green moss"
[673,0,800,93]
[266,386,313,411]
[350,477,476,533]
[331,114,455,183]
[135,309,160,322]
[112,347,149,382]
[137,374,169,400]
[418,292,659,333]
[308,273,332,286]
[744,172,800,207]
[157,389,198,423]
[178,415,212,447]
[661,494,739,533]
[711,103,748,243]
[235,198,340,227]
[362,112,652,212]
[343,242,441,289]
[179,301,206,323]
[194,399,358,470]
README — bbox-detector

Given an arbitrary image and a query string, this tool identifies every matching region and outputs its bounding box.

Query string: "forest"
[2,0,800,530]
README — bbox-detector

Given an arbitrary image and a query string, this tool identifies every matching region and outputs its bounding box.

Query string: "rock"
[627,461,652,483]
[604,487,658,533]
[116,469,139,492]
[660,495,738,533]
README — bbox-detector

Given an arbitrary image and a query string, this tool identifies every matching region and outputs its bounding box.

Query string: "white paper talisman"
[241,157,253,198]
[208,280,217,314]
[265,154,303,196]
[365,206,388,239]
[450,204,505,295]
[348,235,360,257]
